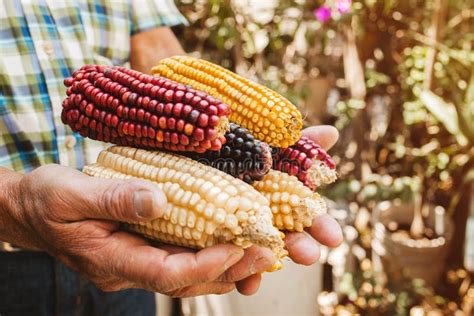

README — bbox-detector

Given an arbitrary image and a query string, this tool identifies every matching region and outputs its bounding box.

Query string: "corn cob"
[252,170,327,232]
[61,65,231,152]
[83,146,287,259]
[151,56,303,148]
[185,123,272,184]
[272,136,337,190]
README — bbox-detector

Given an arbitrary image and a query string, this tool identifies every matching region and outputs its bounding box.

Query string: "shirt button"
[65,135,77,149]
[43,41,54,55]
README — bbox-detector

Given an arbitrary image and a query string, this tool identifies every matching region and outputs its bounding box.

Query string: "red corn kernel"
[150,86,159,99]
[167,117,176,130]
[150,115,158,128]
[155,102,164,114]
[135,124,142,138]
[193,128,205,141]
[141,96,150,110]
[121,91,131,105]
[129,108,137,120]
[208,115,220,127]
[207,105,218,116]
[158,117,167,130]
[182,105,193,118]
[164,90,174,102]
[205,127,217,140]
[198,114,209,127]
[191,96,202,106]
[122,107,129,119]
[148,100,158,112]
[176,119,185,132]
[172,103,183,117]
[104,113,112,126]
[164,132,171,143]
[210,138,222,151]
[170,133,179,144]
[179,134,189,145]
[200,140,211,149]
[147,128,156,139]
[217,104,229,116]
[111,115,119,127]
[183,92,194,103]
[137,109,145,121]
[164,103,173,115]
[85,104,94,116]
[174,90,185,102]
[128,123,135,136]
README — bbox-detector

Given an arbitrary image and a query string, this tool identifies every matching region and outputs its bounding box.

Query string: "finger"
[219,246,277,282]
[305,214,343,247]
[236,273,262,296]
[157,244,197,255]
[169,282,236,298]
[48,166,167,222]
[96,232,243,292]
[284,232,320,265]
[302,125,339,150]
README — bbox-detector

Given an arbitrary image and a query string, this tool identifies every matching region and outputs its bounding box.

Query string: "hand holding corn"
[0,164,280,296]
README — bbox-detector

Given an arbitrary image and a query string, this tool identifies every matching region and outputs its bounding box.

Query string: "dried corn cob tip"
[185,123,272,183]
[151,56,303,148]
[272,136,337,190]
[82,146,287,259]
[252,170,327,232]
[61,65,231,152]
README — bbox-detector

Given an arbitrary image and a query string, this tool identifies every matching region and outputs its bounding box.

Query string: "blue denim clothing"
[0,251,155,316]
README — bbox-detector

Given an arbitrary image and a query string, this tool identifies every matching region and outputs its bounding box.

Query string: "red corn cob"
[272,136,337,190]
[61,65,231,152]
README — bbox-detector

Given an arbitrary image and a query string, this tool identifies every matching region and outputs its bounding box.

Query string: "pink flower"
[314,6,332,22]
[336,0,352,14]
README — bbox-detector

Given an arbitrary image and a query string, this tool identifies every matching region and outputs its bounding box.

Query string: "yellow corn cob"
[151,56,303,148]
[83,146,287,259]
[253,170,327,232]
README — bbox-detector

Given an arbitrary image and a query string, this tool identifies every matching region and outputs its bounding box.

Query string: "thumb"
[63,168,167,222]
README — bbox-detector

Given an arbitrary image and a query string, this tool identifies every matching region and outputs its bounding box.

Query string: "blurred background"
[165,0,473,315]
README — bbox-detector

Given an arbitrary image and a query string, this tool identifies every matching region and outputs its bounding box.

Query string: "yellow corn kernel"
[252,170,327,232]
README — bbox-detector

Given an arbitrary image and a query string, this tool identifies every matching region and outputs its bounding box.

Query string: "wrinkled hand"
[4,165,276,297]
[234,125,343,295]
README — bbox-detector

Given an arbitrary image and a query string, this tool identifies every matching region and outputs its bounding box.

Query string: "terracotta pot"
[372,200,454,287]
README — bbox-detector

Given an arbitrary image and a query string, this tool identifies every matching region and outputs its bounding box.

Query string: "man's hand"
[0,165,276,297]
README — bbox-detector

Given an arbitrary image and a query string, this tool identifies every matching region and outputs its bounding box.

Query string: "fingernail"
[250,254,275,274]
[134,190,162,219]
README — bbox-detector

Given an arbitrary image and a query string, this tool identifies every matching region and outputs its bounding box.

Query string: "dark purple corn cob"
[272,136,337,190]
[186,123,272,183]
[61,65,231,152]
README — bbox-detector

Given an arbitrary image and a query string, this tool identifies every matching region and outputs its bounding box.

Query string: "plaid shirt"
[0,0,186,251]
[0,0,186,173]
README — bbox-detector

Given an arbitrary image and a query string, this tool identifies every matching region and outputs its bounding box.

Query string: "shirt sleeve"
[131,0,188,35]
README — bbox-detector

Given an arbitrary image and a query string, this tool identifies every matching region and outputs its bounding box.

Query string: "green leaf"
[420,90,468,146]
[458,70,474,144]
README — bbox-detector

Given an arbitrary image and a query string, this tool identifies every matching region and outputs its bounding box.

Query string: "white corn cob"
[83,146,287,259]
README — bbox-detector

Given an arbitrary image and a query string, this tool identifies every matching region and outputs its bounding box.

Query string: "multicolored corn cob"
[151,56,303,148]
[83,146,287,260]
[253,170,327,232]
[272,136,337,190]
[185,123,272,184]
[61,65,231,152]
